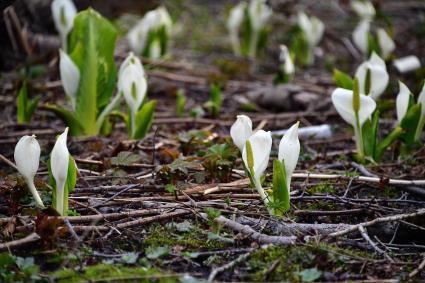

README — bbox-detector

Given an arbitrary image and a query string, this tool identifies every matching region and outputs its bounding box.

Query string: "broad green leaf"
[245,140,254,175]
[362,110,379,158]
[133,100,157,139]
[400,103,422,146]
[17,81,28,123]
[26,95,41,122]
[333,69,353,90]
[111,151,141,166]
[42,104,83,136]
[375,126,403,161]
[272,159,289,215]
[299,268,322,282]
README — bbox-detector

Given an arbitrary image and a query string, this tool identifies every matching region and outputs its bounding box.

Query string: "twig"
[328,209,425,238]
[0,153,17,170]
[358,225,394,262]
[0,233,41,251]
[409,254,425,278]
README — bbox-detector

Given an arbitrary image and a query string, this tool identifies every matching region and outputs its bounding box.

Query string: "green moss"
[243,242,375,282]
[143,223,230,251]
[309,183,336,194]
[51,264,178,283]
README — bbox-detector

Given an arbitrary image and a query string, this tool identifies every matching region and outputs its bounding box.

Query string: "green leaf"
[111,151,141,166]
[333,69,353,89]
[400,103,422,146]
[26,96,41,122]
[121,252,139,264]
[176,89,186,117]
[68,8,117,136]
[375,126,403,161]
[17,81,28,123]
[133,100,156,139]
[146,246,170,260]
[42,104,84,136]
[272,159,289,215]
[362,110,379,158]
[299,268,322,282]
[245,140,254,175]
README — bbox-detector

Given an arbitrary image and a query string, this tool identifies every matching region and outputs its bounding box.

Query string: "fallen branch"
[0,232,40,251]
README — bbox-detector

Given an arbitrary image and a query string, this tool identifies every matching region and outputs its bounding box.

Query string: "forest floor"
[1,0,425,282]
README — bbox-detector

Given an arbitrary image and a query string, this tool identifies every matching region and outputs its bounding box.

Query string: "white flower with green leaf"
[59,49,80,110]
[14,135,44,208]
[271,122,300,215]
[297,11,325,65]
[127,6,172,59]
[396,81,412,123]
[331,82,376,158]
[279,44,295,80]
[354,52,389,100]
[376,28,395,60]
[352,19,370,56]
[49,128,77,216]
[51,0,77,51]
[227,2,247,56]
[242,130,272,210]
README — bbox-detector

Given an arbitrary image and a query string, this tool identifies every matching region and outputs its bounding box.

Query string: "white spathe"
[279,45,295,76]
[14,135,44,208]
[230,115,253,151]
[242,130,272,181]
[418,83,425,116]
[355,52,389,100]
[396,81,411,123]
[350,0,375,20]
[59,49,80,109]
[51,0,77,49]
[227,2,246,55]
[298,11,325,48]
[248,0,272,32]
[50,128,70,216]
[352,19,370,56]
[127,6,172,56]
[377,28,395,59]
[393,56,421,73]
[118,53,147,116]
[331,88,377,127]
[278,122,300,188]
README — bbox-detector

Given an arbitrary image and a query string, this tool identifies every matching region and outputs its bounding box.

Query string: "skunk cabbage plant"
[354,52,389,100]
[45,8,119,137]
[351,0,375,20]
[393,56,421,74]
[242,130,272,211]
[230,115,253,151]
[271,122,300,215]
[297,11,324,65]
[118,53,156,139]
[275,45,294,83]
[14,135,44,208]
[332,81,376,159]
[48,128,77,216]
[227,0,272,58]
[51,0,77,51]
[127,6,172,59]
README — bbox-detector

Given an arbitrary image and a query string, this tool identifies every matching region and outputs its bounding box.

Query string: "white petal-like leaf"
[242,130,272,181]
[396,81,411,123]
[59,49,80,109]
[278,122,300,185]
[352,19,370,56]
[355,52,389,100]
[230,115,253,151]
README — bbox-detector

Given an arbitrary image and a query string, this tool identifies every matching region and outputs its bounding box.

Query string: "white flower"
[50,128,70,216]
[242,130,272,181]
[377,28,395,59]
[396,81,411,123]
[351,0,375,20]
[248,0,272,32]
[278,122,300,188]
[298,11,325,48]
[393,56,421,73]
[127,6,172,57]
[242,130,272,206]
[279,45,295,76]
[352,19,370,56]
[14,135,44,208]
[51,0,77,50]
[227,2,246,55]
[355,52,389,100]
[230,115,253,151]
[59,49,80,109]
[118,53,147,135]
[331,88,376,127]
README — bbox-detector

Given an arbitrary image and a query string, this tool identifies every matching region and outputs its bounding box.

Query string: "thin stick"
[0,233,40,251]
[358,225,394,262]
[409,255,425,278]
